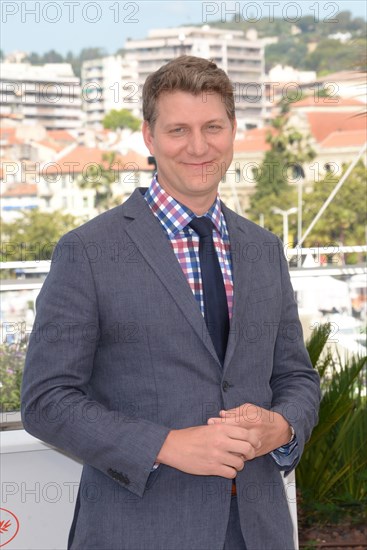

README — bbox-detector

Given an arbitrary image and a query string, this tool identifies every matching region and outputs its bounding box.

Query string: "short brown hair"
[142,55,235,130]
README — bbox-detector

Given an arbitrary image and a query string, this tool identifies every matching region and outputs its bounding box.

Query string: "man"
[22,56,320,550]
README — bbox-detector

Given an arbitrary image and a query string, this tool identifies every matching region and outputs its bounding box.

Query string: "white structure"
[1,183,40,222]
[82,55,138,128]
[1,429,298,549]
[313,71,367,104]
[37,145,153,220]
[123,25,265,129]
[268,65,317,85]
[0,63,83,130]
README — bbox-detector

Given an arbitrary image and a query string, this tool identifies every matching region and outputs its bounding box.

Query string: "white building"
[123,25,265,130]
[268,65,317,85]
[82,55,139,128]
[0,62,83,130]
[1,183,40,222]
[37,145,153,220]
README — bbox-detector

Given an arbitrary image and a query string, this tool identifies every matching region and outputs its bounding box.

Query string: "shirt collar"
[144,174,224,238]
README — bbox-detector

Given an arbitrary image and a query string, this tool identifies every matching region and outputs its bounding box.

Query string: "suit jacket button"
[107,468,130,485]
[222,381,230,392]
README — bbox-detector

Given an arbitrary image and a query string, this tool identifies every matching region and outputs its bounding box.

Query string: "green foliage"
[304,37,367,74]
[302,161,367,246]
[212,10,366,40]
[0,342,27,412]
[102,109,141,132]
[25,47,107,78]
[265,39,308,73]
[249,115,315,240]
[26,49,64,65]
[328,11,367,33]
[209,10,366,74]
[1,210,78,261]
[265,35,367,76]
[298,323,367,523]
[69,47,108,78]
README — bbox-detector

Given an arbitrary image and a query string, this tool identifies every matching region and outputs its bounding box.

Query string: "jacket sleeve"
[21,230,170,498]
[270,237,321,472]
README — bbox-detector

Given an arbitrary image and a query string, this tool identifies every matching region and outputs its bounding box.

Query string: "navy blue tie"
[189,217,229,365]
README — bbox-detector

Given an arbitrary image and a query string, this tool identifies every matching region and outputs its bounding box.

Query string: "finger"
[222,453,245,472]
[226,425,262,450]
[226,439,258,460]
[207,417,222,424]
[217,465,238,479]
[219,409,244,423]
[219,409,238,417]
[220,407,264,429]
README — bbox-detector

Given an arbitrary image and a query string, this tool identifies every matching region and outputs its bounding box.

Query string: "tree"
[71,47,107,78]
[102,109,141,132]
[302,161,367,249]
[42,49,65,64]
[265,38,308,72]
[297,323,367,526]
[26,50,64,65]
[1,210,77,261]
[77,151,122,213]
[296,15,318,34]
[26,52,42,65]
[304,38,367,74]
[248,113,316,241]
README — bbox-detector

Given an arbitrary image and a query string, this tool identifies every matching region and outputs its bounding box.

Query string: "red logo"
[0,509,20,547]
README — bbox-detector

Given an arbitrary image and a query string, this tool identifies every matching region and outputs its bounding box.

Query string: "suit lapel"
[222,204,254,370]
[122,189,221,366]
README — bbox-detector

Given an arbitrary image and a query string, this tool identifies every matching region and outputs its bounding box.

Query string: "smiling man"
[142,90,236,214]
[22,56,320,550]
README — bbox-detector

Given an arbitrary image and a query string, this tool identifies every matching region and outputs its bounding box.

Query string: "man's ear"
[142,121,154,154]
[232,118,237,141]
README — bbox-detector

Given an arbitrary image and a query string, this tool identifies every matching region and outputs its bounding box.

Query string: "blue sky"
[1,1,366,56]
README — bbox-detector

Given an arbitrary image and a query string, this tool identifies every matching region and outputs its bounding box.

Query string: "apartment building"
[81,25,265,130]
[0,62,83,130]
[82,55,139,128]
[124,25,265,129]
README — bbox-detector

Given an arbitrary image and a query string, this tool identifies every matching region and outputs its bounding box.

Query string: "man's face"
[142,90,236,212]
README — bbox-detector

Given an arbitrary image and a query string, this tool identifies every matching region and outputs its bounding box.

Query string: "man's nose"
[186,130,209,156]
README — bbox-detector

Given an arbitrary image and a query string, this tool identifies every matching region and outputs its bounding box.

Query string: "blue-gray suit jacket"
[21,188,320,550]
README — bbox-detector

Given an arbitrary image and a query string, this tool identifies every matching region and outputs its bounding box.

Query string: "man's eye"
[207,125,222,131]
[170,128,185,134]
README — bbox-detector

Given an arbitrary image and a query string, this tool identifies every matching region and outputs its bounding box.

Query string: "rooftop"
[292,96,365,109]
[306,111,366,142]
[319,129,367,149]
[234,127,275,153]
[2,183,38,197]
[44,146,152,174]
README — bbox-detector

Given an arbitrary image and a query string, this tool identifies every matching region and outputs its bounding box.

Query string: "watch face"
[289,426,295,441]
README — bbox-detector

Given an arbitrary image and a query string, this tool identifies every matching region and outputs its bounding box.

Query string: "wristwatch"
[287,425,296,444]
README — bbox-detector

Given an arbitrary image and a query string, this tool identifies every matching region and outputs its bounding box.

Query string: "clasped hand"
[208,403,291,459]
[156,403,291,479]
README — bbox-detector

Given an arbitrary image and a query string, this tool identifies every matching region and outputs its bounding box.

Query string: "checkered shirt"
[144,175,234,319]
